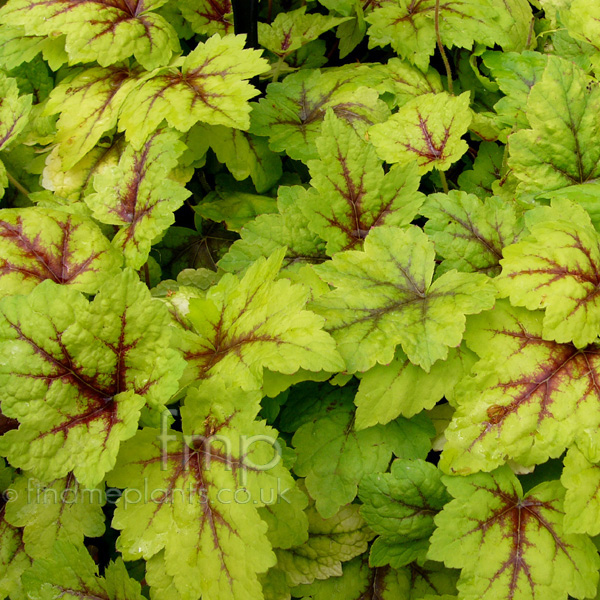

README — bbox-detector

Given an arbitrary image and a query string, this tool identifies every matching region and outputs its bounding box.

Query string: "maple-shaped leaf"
[250,67,390,162]
[178,248,343,390]
[0,0,179,70]
[421,191,524,276]
[496,199,600,347]
[44,66,143,171]
[429,467,600,600]
[4,472,104,559]
[354,345,476,428]
[22,541,144,600]
[561,1,600,73]
[0,270,185,487]
[508,56,600,196]
[118,34,269,149]
[369,92,472,175]
[383,57,443,108]
[107,380,298,600]
[359,459,449,569]
[180,0,232,35]
[300,111,424,254]
[86,128,191,270]
[366,0,532,71]
[259,7,350,57]
[0,207,122,297]
[440,300,600,475]
[276,502,375,586]
[311,225,496,372]
[292,388,433,518]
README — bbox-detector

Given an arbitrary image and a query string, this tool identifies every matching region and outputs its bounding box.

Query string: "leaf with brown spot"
[0,207,122,297]
[429,467,600,600]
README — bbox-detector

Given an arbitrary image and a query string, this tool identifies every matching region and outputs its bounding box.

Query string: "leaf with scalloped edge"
[86,128,191,270]
[4,472,105,559]
[0,72,31,159]
[383,57,443,108]
[179,0,232,35]
[421,191,524,276]
[508,56,600,197]
[393,561,459,599]
[561,1,600,73]
[107,380,298,600]
[44,66,143,171]
[250,67,390,162]
[0,0,179,70]
[118,34,269,149]
[0,207,122,297]
[457,142,504,198]
[300,111,424,254]
[496,199,600,347]
[0,269,185,487]
[178,248,343,390]
[311,225,496,373]
[429,467,600,600]
[369,92,471,174]
[22,540,144,600]
[440,300,600,475]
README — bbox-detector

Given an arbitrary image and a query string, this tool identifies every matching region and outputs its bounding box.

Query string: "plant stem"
[6,170,31,200]
[435,0,454,95]
[439,170,449,194]
[142,261,151,288]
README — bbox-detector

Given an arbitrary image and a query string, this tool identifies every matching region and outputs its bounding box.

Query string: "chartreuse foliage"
[5,2,600,600]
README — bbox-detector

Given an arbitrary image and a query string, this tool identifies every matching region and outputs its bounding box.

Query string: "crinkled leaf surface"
[180,0,232,35]
[301,111,424,254]
[0,207,121,297]
[86,128,191,269]
[369,93,472,174]
[0,0,179,70]
[0,270,185,486]
[496,199,600,347]
[311,225,496,372]
[178,248,343,390]
[421,191,524,276]
[119,34,269,148]
[429,468,600,600]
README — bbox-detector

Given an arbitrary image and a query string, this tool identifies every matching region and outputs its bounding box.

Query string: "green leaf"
[369,92,472,174]
[508,56,600,196]
[250,67,390,162]
[311,225,496,372]
[0,73,31,154]
[457,142,504,198]
[22,541,145,600]
[86,128,191,270]
[178,248,343,390]
[395,561,459,599]
[259,484,309,550]
[429,468,600,600]
[118,34,269,149]
[421,191,524,276]
[0,207,122,297]
[4,473,105,559]
[0,0,179,70]
[496,199,600,347]
[383,57,443,108]
[301,111,424,254]
[180,0,233,35]
[0,269,185,486]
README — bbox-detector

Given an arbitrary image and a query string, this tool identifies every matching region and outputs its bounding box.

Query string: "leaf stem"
[142,261,151,288]
[438,170,450,194]
[435,0,454,95]
[6,170,31,201]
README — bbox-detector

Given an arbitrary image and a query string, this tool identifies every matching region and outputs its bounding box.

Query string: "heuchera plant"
[3,0,600,599]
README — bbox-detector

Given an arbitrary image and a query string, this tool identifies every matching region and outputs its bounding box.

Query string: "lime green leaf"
[429,468,600,600]
[4,473,105,559]
[395,561,459,599]
[0,72,31,154]
[22,541,144,600]
[369,93,472,174]
[562,1,600,69]
[384,57,443,108]
[0,0,179,70]
[178,248,343,390]
[250,67,390,162]
[179,0,232,35]
[259,7,350,57]
[440,300,600,474]
[311,225,496,372]
[86,129,191,270]
[44,66,142,171]
[421,191,524,276]
[260,484,310,550]
[0,270,184,486]
[457,142,504,198]
[107,380,297,600]
[508,56,600,196]
[119,34,269,148]
[496,199,600,347]
[354,345,476,428]
[0,27,51,70]
[301,111,424,254]
[0,207,121,297]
